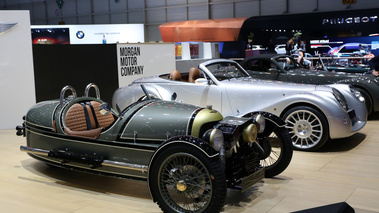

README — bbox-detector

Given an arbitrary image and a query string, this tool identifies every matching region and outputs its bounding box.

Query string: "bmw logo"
[76,31,84,39]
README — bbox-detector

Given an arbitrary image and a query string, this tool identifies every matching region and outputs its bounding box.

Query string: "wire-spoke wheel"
[260,126,293,178]
[149,143,226,213]
[283,106,329,151]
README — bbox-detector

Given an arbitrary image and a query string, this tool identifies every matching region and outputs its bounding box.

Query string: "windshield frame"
[202,61,250,82]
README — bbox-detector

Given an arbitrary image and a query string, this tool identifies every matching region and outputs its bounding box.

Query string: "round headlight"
[203,129,224,151]
[255,114,266,133]
[243,123,258,143]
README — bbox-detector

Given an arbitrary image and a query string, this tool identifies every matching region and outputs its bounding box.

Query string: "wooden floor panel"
[2,117,379,212]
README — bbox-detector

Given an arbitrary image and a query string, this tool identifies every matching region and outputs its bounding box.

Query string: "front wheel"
[282,106,329,151]
[149,143,226,213]
[260,126,293,178]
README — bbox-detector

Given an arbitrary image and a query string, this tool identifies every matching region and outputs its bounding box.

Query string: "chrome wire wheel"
[158,152,212,212]
[259,126,293,178]
[283,107,328,151]
[260,132,281,168]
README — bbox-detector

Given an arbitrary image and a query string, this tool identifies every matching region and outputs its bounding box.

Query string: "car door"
[167,82,223,113]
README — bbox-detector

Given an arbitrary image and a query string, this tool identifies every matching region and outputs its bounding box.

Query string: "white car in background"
[275,44,286,54]
[251,45,265,50]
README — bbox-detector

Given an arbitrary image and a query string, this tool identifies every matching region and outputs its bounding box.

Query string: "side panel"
[164,83,223,113]
[26,129,154,179]
[26,100,59,131]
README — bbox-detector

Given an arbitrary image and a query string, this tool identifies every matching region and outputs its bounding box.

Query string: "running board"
[20,146,148,173]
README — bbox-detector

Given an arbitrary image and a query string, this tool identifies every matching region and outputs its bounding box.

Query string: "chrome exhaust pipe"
[102,160,148,173]
[20,146,49,156]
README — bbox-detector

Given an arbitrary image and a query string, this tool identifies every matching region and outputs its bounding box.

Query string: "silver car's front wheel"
[283,106,329,151]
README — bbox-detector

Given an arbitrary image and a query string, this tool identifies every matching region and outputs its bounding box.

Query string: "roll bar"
[84,83,101,99]
[59,85,77,107]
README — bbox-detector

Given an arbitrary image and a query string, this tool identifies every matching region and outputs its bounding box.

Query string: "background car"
[251,45,265,50]
[328,43,371,57]
[275,44,286,54]
[18,83,293,212]
[240,54,379,114]
[113,59,367,151]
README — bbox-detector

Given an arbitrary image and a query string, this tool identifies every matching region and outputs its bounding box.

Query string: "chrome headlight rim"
[254,113,266,133]
[207,129,224,152]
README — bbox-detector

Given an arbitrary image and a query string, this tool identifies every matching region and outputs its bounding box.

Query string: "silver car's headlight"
[332,88,348,111]
[349,86,365,103]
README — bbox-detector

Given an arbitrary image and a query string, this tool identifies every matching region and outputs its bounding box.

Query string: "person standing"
[286,38,294,55]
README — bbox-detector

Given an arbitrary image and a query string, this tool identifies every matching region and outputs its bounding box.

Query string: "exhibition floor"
[1,116,379,213]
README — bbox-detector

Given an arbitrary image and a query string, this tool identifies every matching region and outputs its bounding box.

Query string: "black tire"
[260,126,293,178]
[282,106,329,151]
[149,143,226,213]
[356,88,372,115]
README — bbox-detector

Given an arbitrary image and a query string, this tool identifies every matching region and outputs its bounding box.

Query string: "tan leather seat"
[89,101,115,128]
[64,101,115,139]
[188,67,200,82]
[169,70,182,81]
[65,103,89,132]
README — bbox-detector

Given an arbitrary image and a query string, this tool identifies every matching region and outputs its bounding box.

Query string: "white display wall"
[117,43,175,87]
[0,10,36,129]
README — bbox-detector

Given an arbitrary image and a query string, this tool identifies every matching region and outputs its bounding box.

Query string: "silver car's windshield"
[205,62,249,81]
[275,56,302,70]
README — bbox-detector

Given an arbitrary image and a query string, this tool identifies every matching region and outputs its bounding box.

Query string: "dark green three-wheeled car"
[17,83,292,213]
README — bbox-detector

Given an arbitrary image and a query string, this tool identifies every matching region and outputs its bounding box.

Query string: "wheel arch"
[147,135,219,201]
[279,102,330,131]
[242,111,286,127]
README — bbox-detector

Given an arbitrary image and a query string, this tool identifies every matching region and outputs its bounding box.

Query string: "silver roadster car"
[112,59,367,151]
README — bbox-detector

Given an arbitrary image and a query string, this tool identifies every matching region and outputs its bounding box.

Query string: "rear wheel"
[149,143,226,213]
[283,106,329,151]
